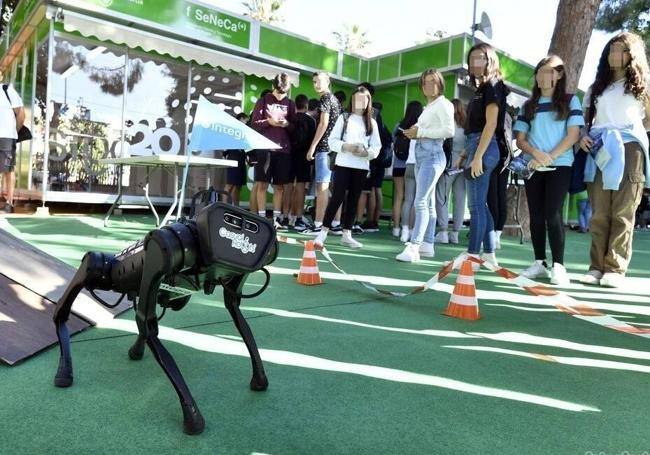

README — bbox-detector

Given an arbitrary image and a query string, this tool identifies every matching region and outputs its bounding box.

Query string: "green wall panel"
[360,60,369,81]
[367,59,378,83]
[406,81,426,107]
[377,54,399,81]
[450,37,465,66]
[342,54,360,80]
[498,52,535,90]
[374,84,405,131]
[400,42,449,77]
[444,73,456,100]
[259,27,337,73]
[296,73,319,100]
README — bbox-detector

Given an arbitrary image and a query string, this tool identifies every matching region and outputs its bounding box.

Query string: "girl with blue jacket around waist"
[578,32,650,288]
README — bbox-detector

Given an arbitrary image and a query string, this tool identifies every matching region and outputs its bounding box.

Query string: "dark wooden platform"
[0,228,131,365]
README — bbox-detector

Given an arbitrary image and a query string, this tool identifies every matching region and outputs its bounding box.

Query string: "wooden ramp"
[0,228,132,365]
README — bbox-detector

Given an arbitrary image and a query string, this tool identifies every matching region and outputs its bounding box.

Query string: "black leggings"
[323,166,367,230]
[488,162,509,231]
[524,166,572,264]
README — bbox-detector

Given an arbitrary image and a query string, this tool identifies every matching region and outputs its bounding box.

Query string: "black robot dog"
[52,201,278,435]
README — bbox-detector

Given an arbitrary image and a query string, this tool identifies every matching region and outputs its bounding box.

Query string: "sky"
[208,0,618,91]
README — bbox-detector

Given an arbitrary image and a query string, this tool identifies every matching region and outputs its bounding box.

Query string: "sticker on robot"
[219,227,258,254]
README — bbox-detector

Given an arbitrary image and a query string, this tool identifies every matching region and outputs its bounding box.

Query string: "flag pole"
[176,144,195,222]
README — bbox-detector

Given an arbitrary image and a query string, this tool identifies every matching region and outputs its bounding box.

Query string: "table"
[100,154,237,227]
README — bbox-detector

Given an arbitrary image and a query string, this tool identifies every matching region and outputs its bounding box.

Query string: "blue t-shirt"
[513,95,585,167]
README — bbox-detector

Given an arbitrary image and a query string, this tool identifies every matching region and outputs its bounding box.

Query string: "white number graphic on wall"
[127,123,181,156]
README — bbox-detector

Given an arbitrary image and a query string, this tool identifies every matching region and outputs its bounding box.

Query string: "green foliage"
[596,0,650,49]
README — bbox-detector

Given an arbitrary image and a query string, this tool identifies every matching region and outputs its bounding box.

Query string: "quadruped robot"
[52,198,278,435]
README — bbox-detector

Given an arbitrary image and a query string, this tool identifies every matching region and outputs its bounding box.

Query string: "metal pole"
[41,17,55,206]
[471,0,477,43]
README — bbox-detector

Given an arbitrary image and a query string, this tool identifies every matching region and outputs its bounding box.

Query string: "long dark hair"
[348,86,374,135]
[451,99,466,127]
[587,32,649,126]
[466,43,503,88]
[399,100,423,129]
[523,55,570,121]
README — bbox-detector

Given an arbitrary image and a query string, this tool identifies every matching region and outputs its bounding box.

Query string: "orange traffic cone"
[296,240,323,286]
[443,260,480,320]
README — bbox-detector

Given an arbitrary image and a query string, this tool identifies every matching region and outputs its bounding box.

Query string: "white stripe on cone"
[450,294,478,306]
[456,275,475,285]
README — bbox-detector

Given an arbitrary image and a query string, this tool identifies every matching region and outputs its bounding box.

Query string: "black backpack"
[372,114,393,169]
[393,129,410,161]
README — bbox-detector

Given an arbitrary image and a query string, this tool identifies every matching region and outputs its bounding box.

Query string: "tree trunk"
[548,0,602,92]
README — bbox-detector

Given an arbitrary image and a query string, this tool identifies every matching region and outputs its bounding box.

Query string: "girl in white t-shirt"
[314,87,381,249]
[578,32,650,288]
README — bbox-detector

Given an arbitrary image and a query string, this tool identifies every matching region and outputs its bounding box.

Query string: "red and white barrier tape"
[278,234,650,338]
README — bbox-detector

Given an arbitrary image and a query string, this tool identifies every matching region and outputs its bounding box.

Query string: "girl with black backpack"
[313,87,382,249]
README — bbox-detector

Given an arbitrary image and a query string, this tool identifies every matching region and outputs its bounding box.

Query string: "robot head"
[195,202,278,274]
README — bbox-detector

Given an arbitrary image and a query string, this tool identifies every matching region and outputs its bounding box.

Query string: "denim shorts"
[315,151,332,184]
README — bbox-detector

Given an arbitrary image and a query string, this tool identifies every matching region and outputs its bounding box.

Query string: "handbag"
[2,84,32,143]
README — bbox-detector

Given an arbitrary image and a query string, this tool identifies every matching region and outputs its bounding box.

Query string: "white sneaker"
[468,253,482,271]
[600,272,625,288]
[314,230,328,248]
[341,235,363,249]
[435,231,449,244]
[449,231,459,244]
[580,270,603,285]
[419,242,434,258]
[400,227,410,243]
[549,262,570,286]
[520,260,550,279]
[480,252,499,268]
[392,227,401,238]
[396,243,420,263]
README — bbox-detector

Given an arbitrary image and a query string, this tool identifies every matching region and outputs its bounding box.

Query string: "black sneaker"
[329,225,343,236]
[352,224,364,235]
[293,218,307,232]
[303,226,322,236]
[274,217,288,231]
[364,221,379,233]
[0,203,14,214]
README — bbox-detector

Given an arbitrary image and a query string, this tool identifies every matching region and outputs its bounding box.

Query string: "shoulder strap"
[340,112,350,141]
[2,84,17,119]
[2,84,10,104]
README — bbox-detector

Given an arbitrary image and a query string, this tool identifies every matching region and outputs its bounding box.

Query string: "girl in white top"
[578,32,650,288]
[314,87,381,249]
[396,68,455,262]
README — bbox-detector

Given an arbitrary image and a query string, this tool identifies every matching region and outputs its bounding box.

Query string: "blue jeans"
[410,139,446,245]
[465,133,500,254]
[315,151,332,184]
[578,199,592,231]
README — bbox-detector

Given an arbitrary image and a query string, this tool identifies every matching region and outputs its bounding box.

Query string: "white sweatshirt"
[416,96,455,139]
[328,114,382,171]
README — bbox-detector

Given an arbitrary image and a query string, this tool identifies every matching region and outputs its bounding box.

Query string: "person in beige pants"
[579,32,650,288]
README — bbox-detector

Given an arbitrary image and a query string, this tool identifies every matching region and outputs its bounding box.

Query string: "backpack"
[370,112,393,169]
[290,112,316,151]
[393,129,410,161]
